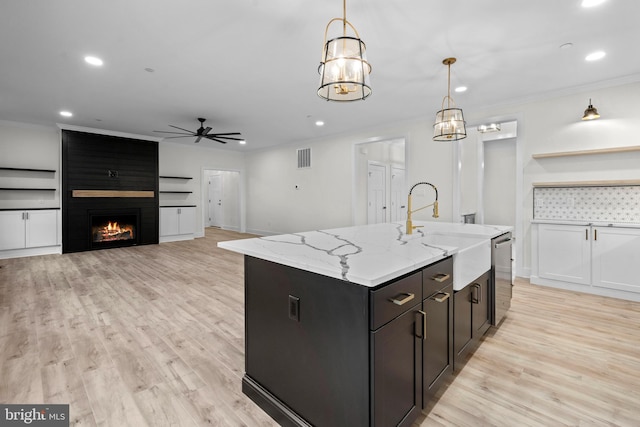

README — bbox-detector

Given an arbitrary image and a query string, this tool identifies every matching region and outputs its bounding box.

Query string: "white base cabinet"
[592,226,640,293]
[0,209,60,258]
[160,207,196,242]
[532,222,640,301]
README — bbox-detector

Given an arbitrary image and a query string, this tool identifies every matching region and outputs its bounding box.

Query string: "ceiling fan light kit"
[154,118,243,144]
[433,57,467,141]
[317,0,372,101]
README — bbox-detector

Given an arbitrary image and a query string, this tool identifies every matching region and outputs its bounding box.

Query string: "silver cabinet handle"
[494,239,512,249]
[431,292,450,303]
[390,292,415,306]
[432,273,450,283]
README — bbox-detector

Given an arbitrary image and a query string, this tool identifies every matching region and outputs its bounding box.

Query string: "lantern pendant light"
[433,57,467,141]
[317,0,372,101]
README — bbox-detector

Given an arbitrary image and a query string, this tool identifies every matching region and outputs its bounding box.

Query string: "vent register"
[297,148,312,169]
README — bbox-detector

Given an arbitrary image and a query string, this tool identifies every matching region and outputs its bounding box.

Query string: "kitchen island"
[219,221,511,427]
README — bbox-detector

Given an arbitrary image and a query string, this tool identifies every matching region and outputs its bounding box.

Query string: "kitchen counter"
[218,221,511,287]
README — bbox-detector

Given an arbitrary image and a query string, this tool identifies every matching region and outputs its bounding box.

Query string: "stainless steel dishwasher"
[491,232,513,325]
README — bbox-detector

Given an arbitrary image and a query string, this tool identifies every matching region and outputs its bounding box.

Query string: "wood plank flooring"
[1,228,639,426]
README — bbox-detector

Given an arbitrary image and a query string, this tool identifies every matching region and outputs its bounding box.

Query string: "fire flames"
[93,221,135,242]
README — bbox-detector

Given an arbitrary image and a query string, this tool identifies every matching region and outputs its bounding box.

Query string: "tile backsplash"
[533,186,640,223]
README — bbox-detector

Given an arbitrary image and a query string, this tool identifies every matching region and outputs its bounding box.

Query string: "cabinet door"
[372,305,421,427]
[25,210,58,248]
[159,208,179,236]
[422,283,453,404]
[538,223,591,285]
[0,211,26,250]
[177,207,195,234]
[453,286,472,363]
[471,272,491,338]
[592,226,640,293]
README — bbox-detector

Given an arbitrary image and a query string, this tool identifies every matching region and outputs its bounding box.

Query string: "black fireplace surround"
[62,130,159,253]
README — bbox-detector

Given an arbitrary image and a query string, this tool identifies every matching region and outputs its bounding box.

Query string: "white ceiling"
[2,0,640,151]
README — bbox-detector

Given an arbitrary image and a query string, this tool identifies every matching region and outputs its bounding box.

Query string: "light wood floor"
[1,229,639,426]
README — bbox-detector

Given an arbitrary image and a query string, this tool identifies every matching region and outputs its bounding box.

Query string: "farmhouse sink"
[422,234,491,291]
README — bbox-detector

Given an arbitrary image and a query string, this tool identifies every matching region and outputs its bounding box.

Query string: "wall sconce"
[582,99,600,120]
[477,123,501,133]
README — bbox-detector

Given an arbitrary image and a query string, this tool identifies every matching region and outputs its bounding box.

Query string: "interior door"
[368,163,386,224]
[390,167,406,222]
[208,174,223,227]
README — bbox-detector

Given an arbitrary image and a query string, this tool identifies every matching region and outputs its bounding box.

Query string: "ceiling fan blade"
[169,125,195,133]
[207,137,228,144]
[207,132,242,136]
[195,135,204,143]
[202,126,212,135]
[153,130,193,135]
[208,135,244,141]
[162,135,192,139]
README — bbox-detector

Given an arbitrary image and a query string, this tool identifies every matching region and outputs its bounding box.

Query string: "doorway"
[203,170,241,231]
[353,138,406,225]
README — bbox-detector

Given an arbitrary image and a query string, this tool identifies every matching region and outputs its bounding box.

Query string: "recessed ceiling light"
[315,120,325,126]
[581,0,606,7]
[560,42,573,50]
[239,140,247,145]
[454,86,467,93]
[59,111,73,117]
[585,51,606,61]
[144,67,155,73]
[84,56,103,66]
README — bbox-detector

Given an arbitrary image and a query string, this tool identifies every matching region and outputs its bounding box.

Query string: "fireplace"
[89,210,140,249]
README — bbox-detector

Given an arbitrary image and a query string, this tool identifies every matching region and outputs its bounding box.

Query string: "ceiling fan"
[154,118,242,144]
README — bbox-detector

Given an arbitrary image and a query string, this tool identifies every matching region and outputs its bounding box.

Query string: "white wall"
[465,79,640,277]
[244,119,454,235]
[0,120,60,210]
[158,142,245,236]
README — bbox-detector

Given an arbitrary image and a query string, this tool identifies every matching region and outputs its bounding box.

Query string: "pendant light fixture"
[433,58,467,141]
[317,0,371,101]
[582,99,600,120]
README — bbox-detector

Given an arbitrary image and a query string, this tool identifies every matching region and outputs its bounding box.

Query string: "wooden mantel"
[72,190,155,198]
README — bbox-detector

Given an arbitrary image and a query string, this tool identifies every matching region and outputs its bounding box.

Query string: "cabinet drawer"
[370,271,422,330]
[423,257,453,298]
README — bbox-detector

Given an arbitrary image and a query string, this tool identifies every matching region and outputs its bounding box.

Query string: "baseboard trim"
[242,375,312,427]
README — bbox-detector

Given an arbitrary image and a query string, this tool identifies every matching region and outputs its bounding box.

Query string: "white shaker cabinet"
[0,209,58,251]
[537,223,591,286]
[532,222,640,301]
[592,226,640,293]
[159,206,195,242]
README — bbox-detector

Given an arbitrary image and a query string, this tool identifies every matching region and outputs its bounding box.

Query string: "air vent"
[297,148,311,169]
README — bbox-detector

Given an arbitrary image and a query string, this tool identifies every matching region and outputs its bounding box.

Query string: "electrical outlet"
[535,198,544,208]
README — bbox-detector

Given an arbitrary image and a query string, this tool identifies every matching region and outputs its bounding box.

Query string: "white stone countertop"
[218,221,512,287]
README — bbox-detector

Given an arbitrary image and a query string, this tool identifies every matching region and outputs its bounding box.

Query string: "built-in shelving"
[0,188,56,191]
[159,176,192,180]
[533,179,640,188]
[0,167,56,173]
[532,145,640,159]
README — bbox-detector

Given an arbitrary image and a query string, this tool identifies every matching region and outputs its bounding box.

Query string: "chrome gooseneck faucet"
[406,182,439,234]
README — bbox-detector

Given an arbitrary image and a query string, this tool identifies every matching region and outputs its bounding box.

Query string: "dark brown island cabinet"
[453,270,492,370]
[243,255,462,427]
